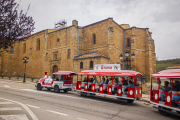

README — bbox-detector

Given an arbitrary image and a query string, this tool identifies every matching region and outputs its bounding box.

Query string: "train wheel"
[63,89,68,93]
[127,99,134,103]
[158,106,171,116]
[47,88,50,90]
[80,92,87,97]
[80,92,84,97]
[37,84,42,90]
[54,86,60,93]
[89,93,95,97]
[176,111,180,114]
[84,93,87,97]
[117,98,126,104]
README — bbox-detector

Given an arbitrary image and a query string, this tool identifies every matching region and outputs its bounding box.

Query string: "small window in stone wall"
[10,47,14,54]
[67,49,70,60]
[90,61,93,68]
[127,38,130,47]
[57,38,61,47]
[36,38,40,51]
[93,34,96,44]
[80,61,83,69]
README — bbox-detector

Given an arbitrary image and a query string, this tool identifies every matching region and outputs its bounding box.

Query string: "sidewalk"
[142,94,150,101]
[0,76,38,85]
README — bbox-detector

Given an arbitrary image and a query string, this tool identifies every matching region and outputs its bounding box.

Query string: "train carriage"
[150,69,180,116]
[76,70,142,103]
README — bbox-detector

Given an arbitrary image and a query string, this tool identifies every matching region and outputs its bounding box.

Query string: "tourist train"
[35,64,180,117]
[76,69,142,103]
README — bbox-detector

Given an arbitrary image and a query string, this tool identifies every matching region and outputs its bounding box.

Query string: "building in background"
[166,66,180,69]
[0,18,156,81]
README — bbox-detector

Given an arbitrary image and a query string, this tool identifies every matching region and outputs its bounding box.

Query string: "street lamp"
[22,56,29,82]
[119,51,135,70]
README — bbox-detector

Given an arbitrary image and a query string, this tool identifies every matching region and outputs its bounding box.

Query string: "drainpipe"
[78,27,79,56]
[75,26,83,56]
[123,29,125,69]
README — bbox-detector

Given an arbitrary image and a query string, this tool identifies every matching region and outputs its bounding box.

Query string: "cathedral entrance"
[53,65,58,78]
[53,65,58,73]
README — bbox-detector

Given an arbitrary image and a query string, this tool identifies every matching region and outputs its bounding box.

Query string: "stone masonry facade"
[0,18,156,81]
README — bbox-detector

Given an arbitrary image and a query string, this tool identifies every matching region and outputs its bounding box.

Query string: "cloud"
[153,1,180,23]
[15,0,180,60]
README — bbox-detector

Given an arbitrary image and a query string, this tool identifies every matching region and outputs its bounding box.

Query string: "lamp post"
[22,56,29,82]
[119,51,135,70]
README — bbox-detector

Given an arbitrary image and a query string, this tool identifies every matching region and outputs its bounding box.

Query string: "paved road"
[0,79,179,120]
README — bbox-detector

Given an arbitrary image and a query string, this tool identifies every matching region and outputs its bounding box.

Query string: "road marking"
[77,118,87,120]
[4,85,9,88]
[0,107,22,111]
[0,97,39,120]
[0,81,7,83]
[0,102,14,104]
[0,114,29,120]
[21,89,110,104]
[26,104,39,109]
[0,86,24,90]
[46,110,68,117]
[1,87,114,105]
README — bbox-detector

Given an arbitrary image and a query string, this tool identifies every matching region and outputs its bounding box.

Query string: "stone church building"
[0,18,156,81]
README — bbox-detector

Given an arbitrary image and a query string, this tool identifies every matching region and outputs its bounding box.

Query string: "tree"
[0,0,35,53]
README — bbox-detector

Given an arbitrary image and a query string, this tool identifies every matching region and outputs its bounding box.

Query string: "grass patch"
[156,58,180,72]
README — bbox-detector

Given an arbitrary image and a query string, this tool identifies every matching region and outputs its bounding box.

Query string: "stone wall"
[0,18,156,83]
[0,30,46,78]
[124,27,156,80]
[80,19,109,56]
[44,26,78,75]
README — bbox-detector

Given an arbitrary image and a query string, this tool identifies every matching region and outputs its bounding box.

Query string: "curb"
[0,79,36,85]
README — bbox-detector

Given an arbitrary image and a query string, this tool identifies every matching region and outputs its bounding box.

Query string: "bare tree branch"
[0,0,35,53]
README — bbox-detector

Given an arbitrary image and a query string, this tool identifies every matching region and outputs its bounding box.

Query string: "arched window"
[67,49,70,60]
[57,38,61,47]
[93,34,96,44]
[10,46,14,54]
[23,43,26,54]
[53,65,58,73]
[53,65,58,78]
[80,61,83,69]
[127,38,130,47]
[36,38,40,51]
[90,60,93,68]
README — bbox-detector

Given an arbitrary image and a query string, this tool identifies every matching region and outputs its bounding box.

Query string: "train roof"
[53,71,76,75]
[151,69,180,78]
[77,70,142,77]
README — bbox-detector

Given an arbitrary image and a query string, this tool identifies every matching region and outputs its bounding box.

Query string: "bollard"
[2,76,3,79]
[31,77,34,82]
[9,77,11,80]
[17,77,19,81]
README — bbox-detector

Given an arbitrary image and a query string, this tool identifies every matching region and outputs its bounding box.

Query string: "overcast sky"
[16,0,180,60]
